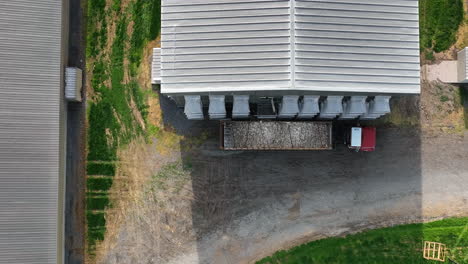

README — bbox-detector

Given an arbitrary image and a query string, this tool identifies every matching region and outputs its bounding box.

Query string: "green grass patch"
[130,81,149,121]
[87,162,116,176]
[85,0,161,255]
[86,196,110,211]
[87,211,106,227]
[419,0,464,52]
[128,0,161,76]
[86,191,109,197]
[440,95,449,103]
[257,218,468,264]
[87,228,106,249]
[424,50,435,62]
[111,0,121,13]
[86,0,107,58]
[87,177,113,191]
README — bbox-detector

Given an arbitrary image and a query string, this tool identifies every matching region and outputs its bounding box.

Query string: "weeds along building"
[153,0,421,120]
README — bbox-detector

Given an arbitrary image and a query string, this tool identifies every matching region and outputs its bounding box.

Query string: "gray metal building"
[154,0,421,120]
[0,0,68,263]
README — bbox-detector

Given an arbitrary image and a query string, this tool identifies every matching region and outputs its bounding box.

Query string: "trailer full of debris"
[221,121,333,150]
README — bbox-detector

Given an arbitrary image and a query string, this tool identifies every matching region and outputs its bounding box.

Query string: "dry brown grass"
[455,0,468,49]
[92,27,187,261]
[94,139,161,261]
[383,81,465,134]
[419,81,465,133]
[140,37,162,128]
[94,137,197,264]
[138,37,160,91]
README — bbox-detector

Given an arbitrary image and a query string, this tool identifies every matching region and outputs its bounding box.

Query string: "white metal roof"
[0,1,66,263]
[161,0,420,94]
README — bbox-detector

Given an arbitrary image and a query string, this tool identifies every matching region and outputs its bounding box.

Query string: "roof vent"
[361,96,391,119]
[208,95,227,119]
[319,96,343,119]
[184,95,204,120]
[298,95,319,118]
[278,95,299,119]
[232,95,250,119]
[340,96,367,119]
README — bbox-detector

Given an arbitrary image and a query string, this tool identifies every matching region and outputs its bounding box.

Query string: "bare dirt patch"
[123,21,134,84]
[421,61,458,83]
[419,81,465,133]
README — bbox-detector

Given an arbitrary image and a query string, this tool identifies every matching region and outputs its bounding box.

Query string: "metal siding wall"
[152,48,162,84]
[161,0,292,93]
[0,0,63,263]
[457,48,466,82]
[295,0,421,93]
[466,49,468,82]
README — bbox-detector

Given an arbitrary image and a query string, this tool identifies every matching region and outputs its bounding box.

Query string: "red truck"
[348,126,376,152]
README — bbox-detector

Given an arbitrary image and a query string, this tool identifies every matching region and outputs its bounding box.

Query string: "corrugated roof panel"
[0,0,64,263]
[161,0,291,93]
[295,0,420,93]
[161,0,421,94]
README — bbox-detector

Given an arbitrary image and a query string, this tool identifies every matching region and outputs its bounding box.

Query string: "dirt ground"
[421,61,458,83]
[93,79,468,264]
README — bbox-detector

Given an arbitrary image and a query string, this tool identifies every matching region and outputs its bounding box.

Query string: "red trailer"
[360,127,376,152]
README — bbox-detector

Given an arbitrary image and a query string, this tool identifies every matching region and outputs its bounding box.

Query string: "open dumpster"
[221,121,333,150]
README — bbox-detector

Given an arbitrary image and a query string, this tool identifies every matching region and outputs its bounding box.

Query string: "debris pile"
[223,121,332,150]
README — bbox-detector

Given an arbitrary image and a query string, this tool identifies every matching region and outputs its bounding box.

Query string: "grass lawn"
[419,0,464,53]
[257,218,468,264]
[85,0,161,254]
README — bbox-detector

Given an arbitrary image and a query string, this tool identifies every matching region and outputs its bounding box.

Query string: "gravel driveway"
[100,94,468,264]
[168,126,468,264]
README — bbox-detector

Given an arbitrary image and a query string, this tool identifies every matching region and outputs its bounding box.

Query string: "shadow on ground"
[461,86,468,129]
[159,95,424,264]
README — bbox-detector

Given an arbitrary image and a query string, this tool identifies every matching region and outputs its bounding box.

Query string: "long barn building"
[153,0,421,120]
[0,0,69,263]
